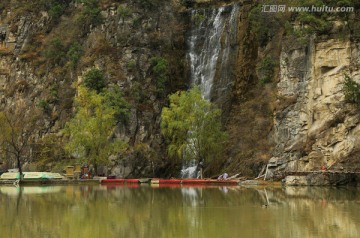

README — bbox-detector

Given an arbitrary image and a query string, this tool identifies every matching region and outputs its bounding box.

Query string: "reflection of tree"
[1,186,360,237]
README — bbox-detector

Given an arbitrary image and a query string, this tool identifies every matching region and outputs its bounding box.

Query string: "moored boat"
[102,178,239,186]
[0,172,64,180]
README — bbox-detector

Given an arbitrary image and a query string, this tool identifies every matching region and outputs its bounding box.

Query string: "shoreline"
[1,174,358,187]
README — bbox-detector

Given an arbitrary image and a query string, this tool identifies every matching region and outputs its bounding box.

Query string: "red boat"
[156,179,182,184]
[181,179,238,185]
[101,179,141,183]
[153,179,238,185]
[101,178,238,186]
[101,179,126,183]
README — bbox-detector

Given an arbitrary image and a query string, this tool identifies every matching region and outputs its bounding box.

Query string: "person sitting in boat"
[217,173,228,180]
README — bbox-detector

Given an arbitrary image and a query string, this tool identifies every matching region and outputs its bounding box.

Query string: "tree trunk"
[16,156,22,181]
[94,163,98,176]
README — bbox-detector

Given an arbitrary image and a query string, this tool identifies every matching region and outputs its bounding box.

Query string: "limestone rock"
[269,38,360,178]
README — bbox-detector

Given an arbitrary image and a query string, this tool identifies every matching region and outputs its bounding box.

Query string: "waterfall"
[188,7,226,100]
[180,4,239,178]
[180,159,198,179]
[187,4,239,100]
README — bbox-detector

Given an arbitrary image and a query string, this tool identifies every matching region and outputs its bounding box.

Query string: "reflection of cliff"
[258,187,360,238]
[1,185,360,237]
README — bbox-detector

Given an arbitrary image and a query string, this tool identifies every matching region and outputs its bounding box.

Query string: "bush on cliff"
[343,74,360,104]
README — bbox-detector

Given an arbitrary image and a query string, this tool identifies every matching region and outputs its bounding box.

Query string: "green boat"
[0,172,64,180]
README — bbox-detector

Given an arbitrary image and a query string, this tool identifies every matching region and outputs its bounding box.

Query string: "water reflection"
[0,185,360,238]
[0,186,62,196]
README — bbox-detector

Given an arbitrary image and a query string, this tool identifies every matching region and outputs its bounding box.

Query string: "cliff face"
[200,1,360,177]
[0,1,186,177]
[1,0,359,178]
[269,39,360,176]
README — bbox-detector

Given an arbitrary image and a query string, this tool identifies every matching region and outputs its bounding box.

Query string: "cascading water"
[180,4,240,178]
[188,7,226,100]
[180,159,198,179]
[188,4,239,99]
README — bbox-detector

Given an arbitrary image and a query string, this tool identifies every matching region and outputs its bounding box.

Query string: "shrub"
[37,99,51,113]
[343,74,360,104]
[127,60,136,71]
[49,84,59,103]
[78,0,103,29]
[83,68,106,93]
[151,56,168,97]
[49,2,66,22]
[192,13,205,25]
[28,0,71,22]
[43,38,66,65]
[258,57,276,85]
[67,42,82,68]
[118,5,132,23]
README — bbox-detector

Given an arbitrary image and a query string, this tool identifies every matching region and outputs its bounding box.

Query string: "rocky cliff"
[268,38,360,178]
[0,0,187,177]
[195,0,360,178]
[0,0,360,179]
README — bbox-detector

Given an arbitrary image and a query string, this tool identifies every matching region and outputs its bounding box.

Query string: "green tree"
[34,134,66,171]
[161,87,227,176]
[102,86,130,124]
[63,86,127,173]
[83,68,106,93]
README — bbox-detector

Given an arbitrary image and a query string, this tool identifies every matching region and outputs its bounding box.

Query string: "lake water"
[0,184,360,238]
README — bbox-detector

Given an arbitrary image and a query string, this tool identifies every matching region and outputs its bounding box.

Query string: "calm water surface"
[0,184,360,238]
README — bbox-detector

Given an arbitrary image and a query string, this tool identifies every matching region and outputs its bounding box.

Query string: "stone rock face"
[1,1,359,180]
[0,1,185,177]
[268,39,360,178]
